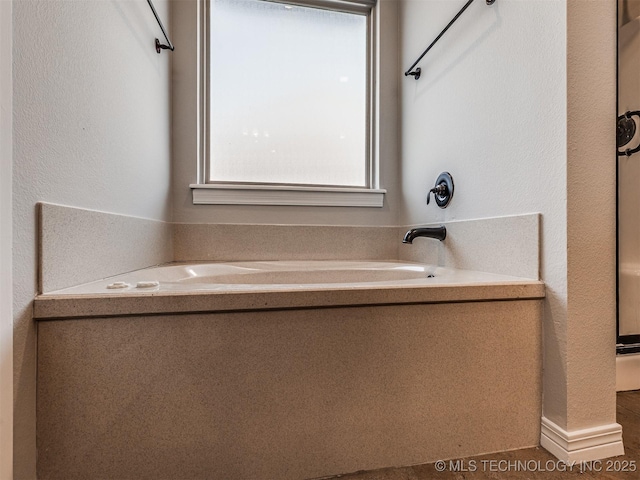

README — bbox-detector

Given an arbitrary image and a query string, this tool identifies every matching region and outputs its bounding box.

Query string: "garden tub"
[34,260,544,319]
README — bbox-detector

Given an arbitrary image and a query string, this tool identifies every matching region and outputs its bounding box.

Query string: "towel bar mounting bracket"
[147,0,175,54]
[155,39,173,54]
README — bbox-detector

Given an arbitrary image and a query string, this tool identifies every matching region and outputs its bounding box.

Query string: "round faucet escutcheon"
[427,172,454,208]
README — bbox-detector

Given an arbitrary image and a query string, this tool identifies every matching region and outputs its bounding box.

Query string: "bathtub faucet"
[402,226,446,244]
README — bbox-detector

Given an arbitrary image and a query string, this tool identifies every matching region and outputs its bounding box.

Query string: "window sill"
[190,184,386,207]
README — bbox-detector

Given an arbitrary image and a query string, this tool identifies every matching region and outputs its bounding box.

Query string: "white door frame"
[0,0,14,478]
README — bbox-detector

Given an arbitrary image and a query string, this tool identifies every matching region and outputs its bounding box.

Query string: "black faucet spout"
[402,226,447,244]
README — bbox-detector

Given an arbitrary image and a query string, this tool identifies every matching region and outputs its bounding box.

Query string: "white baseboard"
[540,417,624,463]
[616,353,640,392]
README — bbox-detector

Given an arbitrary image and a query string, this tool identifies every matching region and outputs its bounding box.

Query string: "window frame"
[191,0,385,207]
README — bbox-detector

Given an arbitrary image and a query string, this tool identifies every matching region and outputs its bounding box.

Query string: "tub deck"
[34,260,544,319]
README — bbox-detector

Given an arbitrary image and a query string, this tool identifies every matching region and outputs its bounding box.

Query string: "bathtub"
[43,260,442,294]
[34,260,544,319]
[35,260,544,479]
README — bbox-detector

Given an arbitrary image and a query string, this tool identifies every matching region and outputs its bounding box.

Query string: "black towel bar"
[404,0,495,80]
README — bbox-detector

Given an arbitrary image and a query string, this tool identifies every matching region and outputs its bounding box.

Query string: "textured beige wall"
[12,1,172,476]
[398,0,570,440]
[16,0,620,476]
[563,0,617,431]
[399,0,618,445]
[37,300,542,479]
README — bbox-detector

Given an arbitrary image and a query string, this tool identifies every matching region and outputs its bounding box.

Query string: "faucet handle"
[426,172,454,208]
[427,184,447,205]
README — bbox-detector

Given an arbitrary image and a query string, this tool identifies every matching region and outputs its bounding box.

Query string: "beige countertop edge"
[33,282,545,320]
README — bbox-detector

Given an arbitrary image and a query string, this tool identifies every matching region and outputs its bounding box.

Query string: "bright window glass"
[208,0,368,187]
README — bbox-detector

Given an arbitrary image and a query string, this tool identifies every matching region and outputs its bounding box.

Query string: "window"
[192,0,385,207]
